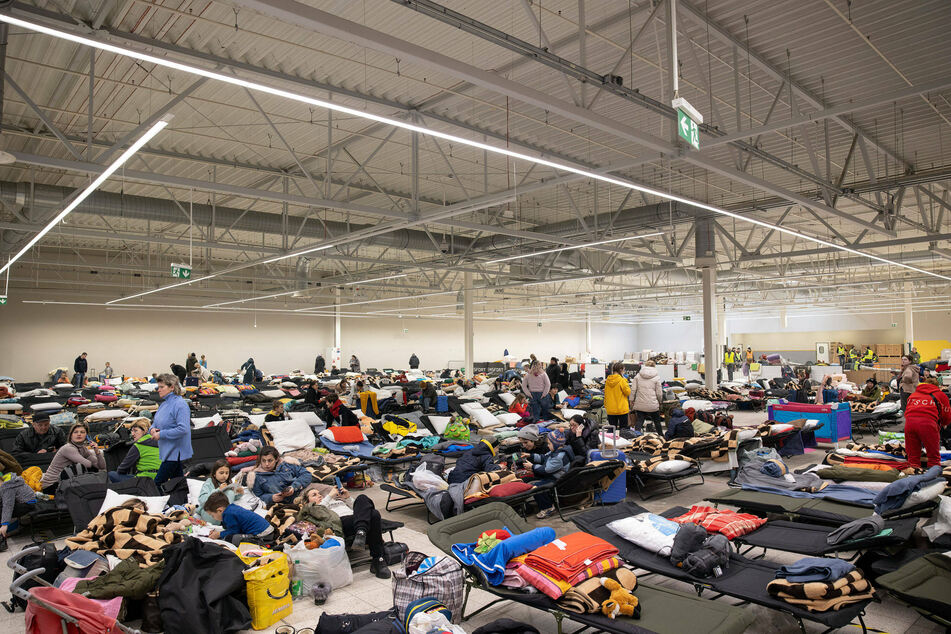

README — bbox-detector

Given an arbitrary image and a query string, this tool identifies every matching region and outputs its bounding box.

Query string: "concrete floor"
[0,411,942,633]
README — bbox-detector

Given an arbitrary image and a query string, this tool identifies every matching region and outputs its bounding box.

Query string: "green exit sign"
[683,315,691,321]
[0,296,7,305]
[677,108,700,150]
[170,263,192,279]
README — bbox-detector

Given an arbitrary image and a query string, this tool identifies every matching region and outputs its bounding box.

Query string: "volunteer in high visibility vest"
[847,346,859,370]
[837,345,846,367]
[108,420,160,482]
[904,379,951,468]
[861,347,876,366]
[723,349,737,381]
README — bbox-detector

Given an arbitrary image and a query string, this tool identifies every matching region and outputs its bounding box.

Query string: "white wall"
[0,302,636,382]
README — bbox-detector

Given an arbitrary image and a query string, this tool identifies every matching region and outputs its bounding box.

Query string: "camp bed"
[550,459,627,520]
[626,450,705,500]
[706,487,937,526]
[573,502,874,634]
[427,502,755,634]
[877,553,951,628]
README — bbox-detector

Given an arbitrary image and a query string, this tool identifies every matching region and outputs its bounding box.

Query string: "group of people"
[604,361,665,434]
[170,352,212,385]
[722,347,755,381]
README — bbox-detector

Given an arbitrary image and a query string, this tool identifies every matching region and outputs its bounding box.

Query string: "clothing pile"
[766,557,875,612]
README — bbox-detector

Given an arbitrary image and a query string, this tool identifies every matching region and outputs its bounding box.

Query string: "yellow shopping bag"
[750,362,762,372]
[240,545,293,630]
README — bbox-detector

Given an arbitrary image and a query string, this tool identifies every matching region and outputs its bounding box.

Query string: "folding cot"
[706,487,938,526]
[186,424,232,469]
[549,458,627,519]
[877,553,951,628]
[573,502,874,634]
[427,502,755,634]
[626,450,705,500]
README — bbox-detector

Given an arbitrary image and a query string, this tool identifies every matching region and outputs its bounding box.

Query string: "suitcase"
[435,395,449,413]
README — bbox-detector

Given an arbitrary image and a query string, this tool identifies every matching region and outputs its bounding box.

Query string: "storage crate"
[767,402,852,445]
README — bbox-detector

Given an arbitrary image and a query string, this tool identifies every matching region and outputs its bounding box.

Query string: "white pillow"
[498,393,516,406]
[428,416,452,434]
[281,381,298,388]
[84,409,129,421]
[0,403,21,411]
[652,459,693,474]
[736,428,758,441]
[265,419,316,454]
[769,423,794,435]
[494,413,522,426]
[186,478,205,506]
[904,480,946,507]
[54,383,74,389]
[218,385,240,395]
[192,414,223,428]
[561,408,586,419]
[469,409,499,428]
[31,402,62,411]
[248,414,267,427]
[98,489,169,516]
[288,411,325,427]
[260,389,285,399]
[682,399,713,411]
[460,402,485,415]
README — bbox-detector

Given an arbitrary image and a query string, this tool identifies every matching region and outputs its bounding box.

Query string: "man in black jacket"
[13,413,66,455]
[169,363,187,384]
[546,357,560,388]
[409,353,420,369]
[314,354,326,374]
[73,352,88,388]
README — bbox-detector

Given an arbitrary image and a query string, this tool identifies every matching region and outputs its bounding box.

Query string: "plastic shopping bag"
[288,538,353,593]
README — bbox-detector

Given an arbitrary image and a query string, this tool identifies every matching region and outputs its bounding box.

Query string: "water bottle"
[290,560,303,599]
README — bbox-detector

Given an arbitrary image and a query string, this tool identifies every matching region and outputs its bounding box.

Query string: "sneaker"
[351,529,367,551]
[370,557,391,579]
[535,507,555,519]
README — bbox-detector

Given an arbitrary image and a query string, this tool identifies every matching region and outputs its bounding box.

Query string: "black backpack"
[316,609,397,634]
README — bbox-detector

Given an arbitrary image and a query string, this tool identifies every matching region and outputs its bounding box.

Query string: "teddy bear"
[304,527,337,549]
[600,578,640,619]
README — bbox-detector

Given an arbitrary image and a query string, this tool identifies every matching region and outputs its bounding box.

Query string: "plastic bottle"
[291,560,303,599]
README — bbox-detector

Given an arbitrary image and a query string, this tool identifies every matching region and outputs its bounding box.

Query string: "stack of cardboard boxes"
[873,343,903,369]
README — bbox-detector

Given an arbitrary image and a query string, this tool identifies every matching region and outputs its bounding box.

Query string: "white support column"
[585,313,593,360]
[702,266,717,390]
[717,297,727,351]
[904,282,914,355]
[333,287,342,368]
[464,271,474,380]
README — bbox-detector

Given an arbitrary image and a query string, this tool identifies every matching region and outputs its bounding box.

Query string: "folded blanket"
[515,556,620,600]
[669,505,767,539]
[767,570,875,612]
[451,526,556,586]
[524,532,618,584]
[825,514,885,546]
[775,557,855,583]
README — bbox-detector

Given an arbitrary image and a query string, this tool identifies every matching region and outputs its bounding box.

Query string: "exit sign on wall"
[170,263,192,279]
[683,315,691,321]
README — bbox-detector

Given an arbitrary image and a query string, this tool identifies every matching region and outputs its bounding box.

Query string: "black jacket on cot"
[447,443,499,484]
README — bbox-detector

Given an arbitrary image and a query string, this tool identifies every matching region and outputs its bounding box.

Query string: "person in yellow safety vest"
[848,346,859,370]
[724,349,736,381]
[861,347,876,366]
[837,345,846,367]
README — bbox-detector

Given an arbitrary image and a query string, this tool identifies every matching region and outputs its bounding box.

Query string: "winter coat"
[665,410,694,441]
[157,537,251,634]
[240,358,256,384]
[13,426,66,455]
[447,443,499,484]
[567,423,598,458]
[530,446,575,479]
[545,363,561,389]
[603,374,631,415]
[151,393,192,462]
[185,355,198,375]
[905,382,951,428]
[170,364,187,383]
[250,462,312,505]
[409,354,420,369]
[899,364,920,394]
[296,501,344,536]
[74,556,165,600]
[350,357,361,372]
[630,366,663,413]
[73,356,87,374]
[315,355,326,373]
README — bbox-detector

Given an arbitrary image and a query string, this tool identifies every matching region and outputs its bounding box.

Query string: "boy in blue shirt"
[203,491,274,545]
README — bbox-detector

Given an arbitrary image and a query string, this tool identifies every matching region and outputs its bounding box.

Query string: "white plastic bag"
[408,612,466,634]
[288,538,352,592]
[411,462,448,492]
[922,495,951,541]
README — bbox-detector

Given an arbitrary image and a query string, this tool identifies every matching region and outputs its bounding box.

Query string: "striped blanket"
[66,507,187,566]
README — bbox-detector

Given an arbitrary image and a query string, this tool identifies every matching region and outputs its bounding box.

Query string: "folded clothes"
[775,557,855,583]
[451,526,556,586]
[767,570,874,612]
[669,505,767,540]
[515,556,621,600]
[825,514,885,546]
[523,532,618,584]
[816,466,901,482]
[874,465,943,514]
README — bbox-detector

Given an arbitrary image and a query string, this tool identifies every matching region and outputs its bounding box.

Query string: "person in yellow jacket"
[723,349,736,381]
[603,361,631,429]
[861,347,876,366]
[847,346,859,370]
[837,345,846,367]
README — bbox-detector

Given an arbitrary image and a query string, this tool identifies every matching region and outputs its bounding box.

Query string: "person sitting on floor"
[323,393,359,426]
[509,393,531,419]
[198,459,245,523]
[249,447,312,507]
[205,491,275,545]
[108,420,160,482]
[13,413,66,456]
[264,400,289,422]
[858,378,883,403]
[295,483,392,579]
[447,438,500,485]
[664,408,694,441]
[521,430,574,519]
[39,423,105,494]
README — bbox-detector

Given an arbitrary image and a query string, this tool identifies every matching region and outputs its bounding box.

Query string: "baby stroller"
[9,546,145,633]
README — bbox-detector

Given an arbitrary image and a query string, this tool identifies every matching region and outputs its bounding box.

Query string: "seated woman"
[447,438,500,484]
[540,385,564,419]
[520,430,574,519]
[198,459,245,523]
[303,381,320,406]
[108,419,160,482]
[567,414,598,457]
[509,393,531,419]
[264,400,289,422]
[249,447,312,506]
[295,484,392,579]
[39,423,105,494]
[0,466,36,551]
[322,393,360,426]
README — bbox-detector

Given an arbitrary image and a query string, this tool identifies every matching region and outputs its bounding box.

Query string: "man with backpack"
[904,379,951,468]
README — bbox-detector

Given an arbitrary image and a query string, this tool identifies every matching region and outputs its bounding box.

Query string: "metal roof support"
[4,73,83,160]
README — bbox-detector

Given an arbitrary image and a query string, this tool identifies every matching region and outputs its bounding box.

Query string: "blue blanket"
[873,465,943,514]
[451,526,556,586]
[319,438,376,458]
[741,483,877,506]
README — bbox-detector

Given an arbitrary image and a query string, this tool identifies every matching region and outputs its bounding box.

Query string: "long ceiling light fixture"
[5,15,950,285]
[0,113,171,276]
[486,232,664,264]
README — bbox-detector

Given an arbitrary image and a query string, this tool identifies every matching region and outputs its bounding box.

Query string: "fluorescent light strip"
[344,273,408,285]
[486,232,663,264]
[5,15,949,291]
[0,114,171,276]
[295,289,457,311]
[369,301,488,314]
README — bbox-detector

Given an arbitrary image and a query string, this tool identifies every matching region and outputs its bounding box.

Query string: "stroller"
[9,546,145,633]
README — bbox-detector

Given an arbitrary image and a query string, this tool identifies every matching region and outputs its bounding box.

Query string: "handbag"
[383,541,408,565]
[392,551,465,623]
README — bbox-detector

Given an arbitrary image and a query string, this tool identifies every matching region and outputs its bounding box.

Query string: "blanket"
[451,526,556,586]
[767,570,875,612]
[66,507,187,566]
[669,505,766,539]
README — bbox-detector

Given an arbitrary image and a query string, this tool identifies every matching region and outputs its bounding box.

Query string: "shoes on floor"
[536,507,555,519]
[370,556,392,579]
[351,529,367,551]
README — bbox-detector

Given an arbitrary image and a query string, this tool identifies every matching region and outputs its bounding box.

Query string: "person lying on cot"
[447,438,501,484]
[248,447,312,507]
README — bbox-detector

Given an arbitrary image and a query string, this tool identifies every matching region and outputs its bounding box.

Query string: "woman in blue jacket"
[149,373,193,485]
[249,447,312,506]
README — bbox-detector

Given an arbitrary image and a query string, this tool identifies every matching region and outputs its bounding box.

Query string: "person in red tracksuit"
[904,381,951,468]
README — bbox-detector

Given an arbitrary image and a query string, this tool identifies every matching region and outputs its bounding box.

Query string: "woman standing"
[522,361,551,420]
[149,373,193,485]
[603,362,631,429]
[630,360,663,433]
[349,355,361,373]
[39,423,106,493]
[898,355,920,410]
[240,358,256,384]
